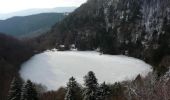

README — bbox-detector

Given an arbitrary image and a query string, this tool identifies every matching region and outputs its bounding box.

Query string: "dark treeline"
[0,33,34,99]
[8,70,170,100]
[41,71,170,100]
[8,78,38,100]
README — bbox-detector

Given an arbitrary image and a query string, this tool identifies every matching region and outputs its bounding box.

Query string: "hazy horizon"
[0,7,77,20]
[0,0,87,14]
[0,7,77,14]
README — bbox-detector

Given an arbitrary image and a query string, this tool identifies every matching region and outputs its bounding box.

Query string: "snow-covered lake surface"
[19,50,152,90]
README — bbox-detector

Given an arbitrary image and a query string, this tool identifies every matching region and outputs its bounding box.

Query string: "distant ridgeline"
[0,13,66,38]
[32,0,170,73]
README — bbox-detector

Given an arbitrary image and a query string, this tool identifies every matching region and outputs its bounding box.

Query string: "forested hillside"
[0,33,33,99]
[1,0,170,100]
[0,13,65,38]
[31,0,170,74]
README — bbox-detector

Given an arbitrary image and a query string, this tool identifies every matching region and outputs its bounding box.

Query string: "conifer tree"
[20,80,38,100]
[83,71,99,100]
[7,78,22,100]
[65,86,74,100]
[65,77,82,100]
[98,82,111,100]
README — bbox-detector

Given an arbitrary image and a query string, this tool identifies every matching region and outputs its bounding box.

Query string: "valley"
[0,0,170,100]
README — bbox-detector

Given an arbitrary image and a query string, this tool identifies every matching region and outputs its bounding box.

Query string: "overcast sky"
[0,0,87,14]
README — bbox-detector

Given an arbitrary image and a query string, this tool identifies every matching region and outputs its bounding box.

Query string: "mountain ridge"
[0,13,66,38]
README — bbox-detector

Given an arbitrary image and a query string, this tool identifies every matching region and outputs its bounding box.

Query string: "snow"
[19,51,152,91]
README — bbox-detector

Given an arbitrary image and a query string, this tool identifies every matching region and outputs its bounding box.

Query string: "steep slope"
[0,13,65,38]
[0,33,34,99]
[33,0,170,72]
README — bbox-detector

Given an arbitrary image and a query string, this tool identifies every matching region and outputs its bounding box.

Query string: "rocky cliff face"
[34,0,170,70]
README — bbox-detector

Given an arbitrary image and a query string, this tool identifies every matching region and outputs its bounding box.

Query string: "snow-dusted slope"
[19,51,152,90]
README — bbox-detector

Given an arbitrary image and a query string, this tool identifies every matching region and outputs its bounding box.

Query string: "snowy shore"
[19,50,152,90]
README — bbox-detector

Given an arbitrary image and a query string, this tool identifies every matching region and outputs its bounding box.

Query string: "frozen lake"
[19,50,152,90]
